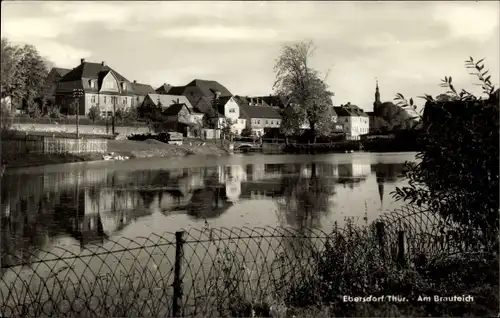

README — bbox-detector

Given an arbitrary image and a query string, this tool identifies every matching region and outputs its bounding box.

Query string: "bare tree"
[273,40,334,142]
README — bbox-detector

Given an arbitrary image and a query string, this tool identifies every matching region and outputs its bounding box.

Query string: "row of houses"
[45,58,370,139]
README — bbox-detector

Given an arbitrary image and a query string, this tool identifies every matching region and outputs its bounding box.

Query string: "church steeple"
[373,78,381,112]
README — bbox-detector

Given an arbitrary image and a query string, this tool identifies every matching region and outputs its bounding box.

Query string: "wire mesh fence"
[0,205,482,317]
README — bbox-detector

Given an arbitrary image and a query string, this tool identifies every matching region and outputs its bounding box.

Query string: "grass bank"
[2,139,229,169]
[108,139,229,158]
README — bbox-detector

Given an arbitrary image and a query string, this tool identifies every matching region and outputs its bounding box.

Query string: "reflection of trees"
[139,190,158,208]
[276,163,336,230]
[185,170,232,219]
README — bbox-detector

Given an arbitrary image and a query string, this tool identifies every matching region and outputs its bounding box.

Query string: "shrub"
[47,105,61,119]
[87,106,101,124]
[393,57,499,249]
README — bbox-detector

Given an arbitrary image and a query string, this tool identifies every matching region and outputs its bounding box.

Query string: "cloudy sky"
[2,1,499,111]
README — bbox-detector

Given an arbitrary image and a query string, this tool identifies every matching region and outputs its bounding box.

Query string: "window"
[89,80,95,88]
[91,96,96,103]
[136,96,140,102]
[229,108,235,113]
[257,120,260,124]
[105,81,115,89]
[266,120,268,125]
[271,121,274,125]
[123,98,127,105]
[121,83,126,90]
[104,96,107,103]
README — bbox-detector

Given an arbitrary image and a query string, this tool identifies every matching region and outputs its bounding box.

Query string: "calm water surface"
[1,152,416,264]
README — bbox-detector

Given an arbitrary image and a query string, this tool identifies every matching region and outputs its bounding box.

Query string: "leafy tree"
[241,128,252,137]
[47,105,61,119]
[280,105,303,137]
[372,101,415,132]
[202,113,215,129]
[87,106,101,125]
[220,118,235,140]
[1,100,13,133]
[138,101,162,122]
[393,57,499,249]
[273,40,334,142]
[16,44,49,116]
[123,107,139,123]
[435,93,460,102]
[1,38,23,104]
[115,108,125,123]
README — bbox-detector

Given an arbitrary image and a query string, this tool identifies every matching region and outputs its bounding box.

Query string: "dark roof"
[240,104,282,119]
[366,111,375,116]
[248,95,289,108]
[167,86,186,95]
[163,103,189,116]
[146,94,193,108]
[60,62,130,83]
[156,83,172,94]
[53,67,71,77]
[333,104,369,117]
[131,82,155,95]
[186,79,232,97]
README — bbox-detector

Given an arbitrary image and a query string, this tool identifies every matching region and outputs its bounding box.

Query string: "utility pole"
[112,96,116,135]
[72,88,84,139]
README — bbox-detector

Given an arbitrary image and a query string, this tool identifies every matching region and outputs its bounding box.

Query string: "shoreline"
[2,139,230,169]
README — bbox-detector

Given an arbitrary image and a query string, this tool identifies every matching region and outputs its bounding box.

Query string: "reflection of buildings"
[84,188,146,237]
[337,161,371,188]
[371,163,406,208]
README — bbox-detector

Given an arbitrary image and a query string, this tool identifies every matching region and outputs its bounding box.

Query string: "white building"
[216,96,246,134]
[333,103,370,140]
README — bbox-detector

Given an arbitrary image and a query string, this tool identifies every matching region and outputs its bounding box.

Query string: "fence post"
[173,231,185,317]
[397,230,406,267]
[375,221,386,259]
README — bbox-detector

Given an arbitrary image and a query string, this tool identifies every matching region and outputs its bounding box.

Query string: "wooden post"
[173,231,185,317]
[375,221,386,259]
[397,230,406,267]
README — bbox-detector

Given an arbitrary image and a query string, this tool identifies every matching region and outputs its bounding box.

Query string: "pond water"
[1,152,416,262]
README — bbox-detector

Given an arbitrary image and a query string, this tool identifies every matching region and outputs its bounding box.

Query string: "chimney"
[101,61,106,67]
[133,80,137,83]
[80,58,85,64]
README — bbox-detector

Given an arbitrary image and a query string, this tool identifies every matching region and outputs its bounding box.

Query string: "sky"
[2,1,499,112]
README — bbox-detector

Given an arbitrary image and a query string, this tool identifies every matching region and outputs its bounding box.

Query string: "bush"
[281,222,498,317]
[393,57,499,248]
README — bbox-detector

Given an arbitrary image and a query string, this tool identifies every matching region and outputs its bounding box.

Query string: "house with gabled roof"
[142,93,204,127]
[211,95,246,134]
[161,79,233,115]
[44,67,71,103]
[333,103,369,140]
[142,93,193,109]
[155,83,173,95]
[234,95,282,136]
[55,59,134,117]
[130,80,155,108]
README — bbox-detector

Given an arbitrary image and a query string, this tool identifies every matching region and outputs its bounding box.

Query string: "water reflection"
[1,155,409,265]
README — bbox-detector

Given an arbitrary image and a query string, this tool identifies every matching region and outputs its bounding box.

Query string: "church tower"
[373,79,382,114]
